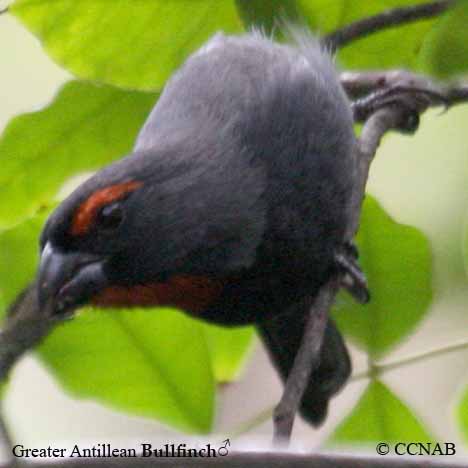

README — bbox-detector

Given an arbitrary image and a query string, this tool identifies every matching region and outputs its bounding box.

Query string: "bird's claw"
[352,84,449,134]
[334,242,370,304]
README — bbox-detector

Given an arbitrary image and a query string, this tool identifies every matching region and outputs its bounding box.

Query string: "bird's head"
[37,150,224,318]
[38,153,148,315]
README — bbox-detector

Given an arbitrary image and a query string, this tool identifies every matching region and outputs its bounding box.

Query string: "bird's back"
[135,32,356,321]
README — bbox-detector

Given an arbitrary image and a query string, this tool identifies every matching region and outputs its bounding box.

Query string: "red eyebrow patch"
[71,180,142,236]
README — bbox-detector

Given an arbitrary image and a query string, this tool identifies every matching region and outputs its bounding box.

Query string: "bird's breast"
[91,275,225,314]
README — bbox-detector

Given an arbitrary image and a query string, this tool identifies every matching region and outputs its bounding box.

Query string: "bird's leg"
[273,280,339,445]
[335,241,370,304]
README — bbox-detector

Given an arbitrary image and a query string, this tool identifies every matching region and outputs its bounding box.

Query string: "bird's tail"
[257,303,350,426]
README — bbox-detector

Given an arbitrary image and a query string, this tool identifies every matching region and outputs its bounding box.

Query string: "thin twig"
[233,405,273,437]
[0,283,57,381]
[340,70,434,100]
[353,337,468,381]
[235,336,468,434]
[239,335,468,435]
[0,6,9,15]
[380,339,468,373]
[323,0,454,52]
[273,281,339,444]
[444,85,468,104]
[231,405,274,438]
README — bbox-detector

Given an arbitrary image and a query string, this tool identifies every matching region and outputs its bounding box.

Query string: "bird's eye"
[96,203,124,231]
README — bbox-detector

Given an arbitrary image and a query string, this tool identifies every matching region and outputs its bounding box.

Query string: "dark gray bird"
[38,30,358,425]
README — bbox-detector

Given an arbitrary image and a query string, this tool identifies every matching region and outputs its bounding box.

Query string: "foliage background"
[1,0,468,457]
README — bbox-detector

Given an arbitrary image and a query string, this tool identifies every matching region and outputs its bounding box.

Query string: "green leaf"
[0,214,47,314]
[0,81,156,229]
[456,384,468,444]
[297,0,345,33]
[235,0,302,34]
[329,379,434,445]
[39,307,215,433]
[333,196,432,358]
[465,218,468,282]
[12,0,243,91]
[419,1,468,78]
[203,324,255,382]
[336,0,443,71]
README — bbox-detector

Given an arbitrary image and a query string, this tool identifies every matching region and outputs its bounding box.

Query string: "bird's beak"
[38,242,109,315]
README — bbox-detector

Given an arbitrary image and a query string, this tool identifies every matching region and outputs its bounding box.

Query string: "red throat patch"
[91,275,225,314]
[71,180,142,236]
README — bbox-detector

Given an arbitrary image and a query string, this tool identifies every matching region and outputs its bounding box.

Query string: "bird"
[37,29,361,426]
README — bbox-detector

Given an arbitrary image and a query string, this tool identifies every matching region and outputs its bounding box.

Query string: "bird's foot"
[352,84,448,134]
[334,242,370,304]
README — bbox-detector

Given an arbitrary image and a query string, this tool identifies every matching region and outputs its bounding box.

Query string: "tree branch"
[273,283,339,444]
[0,283,58,381]
[323,0,454,52]
[340,69,468,105]
[0,452,465,468]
